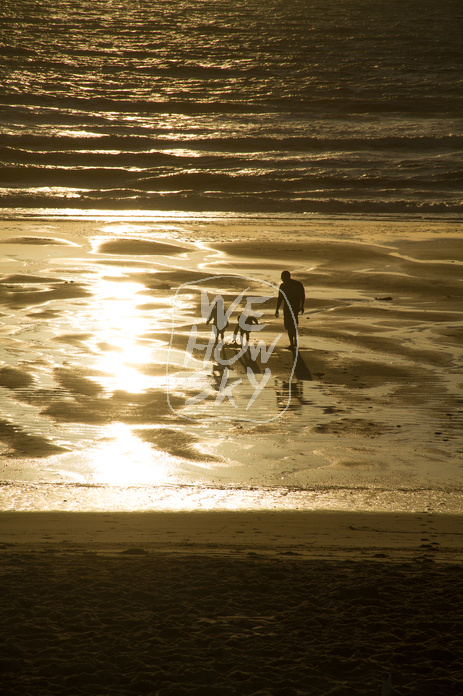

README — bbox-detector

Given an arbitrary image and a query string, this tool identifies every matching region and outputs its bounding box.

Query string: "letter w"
[249,334,282,364]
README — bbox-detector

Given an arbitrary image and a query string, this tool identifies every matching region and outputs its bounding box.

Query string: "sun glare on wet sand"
[0,216,462,513]
[88,423,169,486]
[88,275,165,394]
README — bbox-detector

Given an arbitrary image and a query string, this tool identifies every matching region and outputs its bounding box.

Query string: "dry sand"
[1,510,463,696]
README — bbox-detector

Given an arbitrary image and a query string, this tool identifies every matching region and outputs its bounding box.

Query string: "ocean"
[1,0,462,216]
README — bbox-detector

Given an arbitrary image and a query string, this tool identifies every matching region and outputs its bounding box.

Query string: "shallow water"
[0,214,462,512]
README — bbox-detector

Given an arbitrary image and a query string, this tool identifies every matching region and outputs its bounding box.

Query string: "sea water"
[1,0,462,215]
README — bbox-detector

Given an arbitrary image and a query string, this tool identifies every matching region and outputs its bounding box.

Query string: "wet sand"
[1,510,463,696]
[1,215,462,511]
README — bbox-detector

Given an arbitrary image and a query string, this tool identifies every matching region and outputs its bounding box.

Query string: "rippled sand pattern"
[0,216,462,511]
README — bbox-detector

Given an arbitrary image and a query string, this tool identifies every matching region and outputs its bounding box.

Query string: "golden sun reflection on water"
[86,274,167,393]
[89,423,169,485]
[66,260,180,487]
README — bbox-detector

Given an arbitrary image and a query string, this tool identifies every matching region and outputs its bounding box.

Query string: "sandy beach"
[1,215,462,513]
[1,510,463,696]
[1,213,463,693]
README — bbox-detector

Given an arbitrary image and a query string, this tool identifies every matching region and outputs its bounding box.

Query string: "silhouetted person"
[206,300,228,344]
[275,270,305,349]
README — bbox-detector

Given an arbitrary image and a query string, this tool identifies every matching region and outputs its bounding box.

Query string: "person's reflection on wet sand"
[275,378,304,411]
[211,358,227,391]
